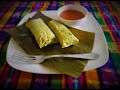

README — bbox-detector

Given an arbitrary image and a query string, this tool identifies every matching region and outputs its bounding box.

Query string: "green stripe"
[0,37,10,69]
[0,52,6,70]
[104,31,113,42]
[2,40,10,52]
[89,2,105,25]
[92,6,98,12]
[89,1,96,6]
[21,1,36,19]
[51,75,62,89]
[94,12,101,18]
[58,1,64,7]
[107,42,118,53]
[111,53,120,74]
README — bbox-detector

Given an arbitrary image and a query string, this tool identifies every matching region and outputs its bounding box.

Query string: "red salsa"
[60,10,85,20]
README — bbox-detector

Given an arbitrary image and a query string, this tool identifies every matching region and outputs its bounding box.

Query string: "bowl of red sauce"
[57,4,88,27]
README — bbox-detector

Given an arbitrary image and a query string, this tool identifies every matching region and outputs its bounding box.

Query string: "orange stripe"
[0,1,21,30]
[62,74,66,89]
[94,1,120,53]
[16,2,40,88]
[40,1,50,11]
[16,72,32,89]
[85,70,100,89]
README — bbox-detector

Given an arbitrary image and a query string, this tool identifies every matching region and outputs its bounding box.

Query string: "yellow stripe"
[0,1,21,30]
[59,1,65,7]
[85,70,100,89]
[16,72,32,89]
[74,1,81,5]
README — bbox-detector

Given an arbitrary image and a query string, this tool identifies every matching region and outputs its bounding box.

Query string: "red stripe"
[0,1,21,31]
[96,1,120,53]
[68,76,73,88]
[30,1,37,13]
[38,1,44,11]
[11,70,21,88]
[0,65,11,84]
[78,73,86,88]
[65,1,69,5]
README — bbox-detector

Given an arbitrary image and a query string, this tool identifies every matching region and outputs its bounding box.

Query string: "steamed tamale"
[48,20,79,48]
[9,12,95,78]
[26,18,57,48]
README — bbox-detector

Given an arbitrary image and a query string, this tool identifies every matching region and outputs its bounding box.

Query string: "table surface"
[0,1,120,89]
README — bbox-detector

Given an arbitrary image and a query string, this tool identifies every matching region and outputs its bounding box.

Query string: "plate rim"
[6,10,109,74]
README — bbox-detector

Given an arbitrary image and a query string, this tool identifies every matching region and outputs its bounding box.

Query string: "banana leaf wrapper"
[9,11,95,78]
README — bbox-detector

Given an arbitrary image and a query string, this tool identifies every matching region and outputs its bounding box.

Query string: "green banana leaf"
[9,12,95,78]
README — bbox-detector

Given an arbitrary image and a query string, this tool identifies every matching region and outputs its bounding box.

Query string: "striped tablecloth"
[0,1,120,89]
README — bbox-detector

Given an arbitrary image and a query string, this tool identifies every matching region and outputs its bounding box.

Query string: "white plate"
[6,10,109,74]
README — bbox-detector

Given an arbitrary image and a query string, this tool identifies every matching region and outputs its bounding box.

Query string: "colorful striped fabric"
[0,1,120,89]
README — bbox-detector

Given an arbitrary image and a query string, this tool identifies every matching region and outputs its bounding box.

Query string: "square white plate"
[6,10,109,74]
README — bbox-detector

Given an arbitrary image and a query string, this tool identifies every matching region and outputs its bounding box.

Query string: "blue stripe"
[73,78,79,89]
[35,1,43,11]
[35,2,40,10]
[100,2,120,37]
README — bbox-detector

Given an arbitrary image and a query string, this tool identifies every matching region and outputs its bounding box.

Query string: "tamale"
[9,12,95,78]
[26,18,57,48]
[48,20,79,48]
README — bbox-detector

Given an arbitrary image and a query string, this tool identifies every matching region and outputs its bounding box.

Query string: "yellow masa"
[26,18,57,48]
[48,20,79,48]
